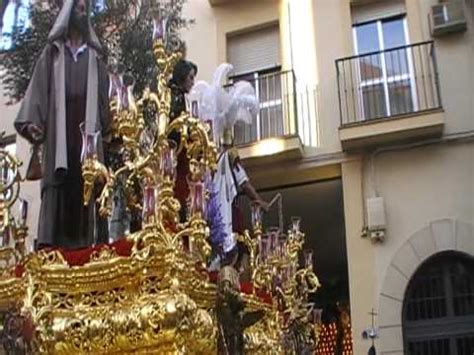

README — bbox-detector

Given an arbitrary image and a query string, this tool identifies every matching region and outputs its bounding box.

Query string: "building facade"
[1,0,473,354]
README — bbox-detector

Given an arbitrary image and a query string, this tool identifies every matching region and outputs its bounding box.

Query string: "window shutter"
[227,25,280,75]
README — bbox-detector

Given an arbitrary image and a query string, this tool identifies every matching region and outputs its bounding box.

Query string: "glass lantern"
[188,178,206,217]
[304,250,313,268]
[160,140,177,181]
[251,202,263,230]
[19,199,28,227]
[291,216,301,233]
[142,184,159,224]
[80,125,100,163]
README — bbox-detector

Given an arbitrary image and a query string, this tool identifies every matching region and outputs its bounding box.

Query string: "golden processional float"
[0,8,321,355]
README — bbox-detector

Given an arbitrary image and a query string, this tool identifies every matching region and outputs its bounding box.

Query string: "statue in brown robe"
[14,0,110,249]
[216,246,265,354]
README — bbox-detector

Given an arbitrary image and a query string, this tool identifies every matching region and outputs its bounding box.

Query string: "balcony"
[336,41,444,151]
[231,70,317,164]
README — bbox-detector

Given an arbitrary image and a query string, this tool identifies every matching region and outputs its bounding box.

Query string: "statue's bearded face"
[70,0,89,35]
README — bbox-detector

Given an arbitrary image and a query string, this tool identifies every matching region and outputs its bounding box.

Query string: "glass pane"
[0,0,31,51]
[382,18,407,49]
[362,84,387,119]
[355,22,380,54]
[359,53,384,81]
[388,81,413,115]
[385,47,409,77]
[258,74,282,102]
[356,23,383,81]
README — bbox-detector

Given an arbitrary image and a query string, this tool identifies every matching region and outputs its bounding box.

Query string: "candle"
[120,74,135,111]
[80,129,99,163]
[251,203,262,229]
[152,7,168,42]
[267,227,279,256]
[142,184,158,224]
[291,216,301,233]
[0,161,9,186]
[188,178,206,217]
[191,100,199,118]
[19,199,28,226]
[304,250,313,268]
[258,236,268,263]
[160,140,177,180]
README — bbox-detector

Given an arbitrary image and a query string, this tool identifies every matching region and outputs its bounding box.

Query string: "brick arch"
[377,218,474,354]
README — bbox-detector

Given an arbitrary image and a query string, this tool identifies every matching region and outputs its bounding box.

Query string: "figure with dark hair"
[14,0,110,248]
[168,59,198,222]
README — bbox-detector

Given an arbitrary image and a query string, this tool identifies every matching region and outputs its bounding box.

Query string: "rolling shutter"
[227,24,280,75]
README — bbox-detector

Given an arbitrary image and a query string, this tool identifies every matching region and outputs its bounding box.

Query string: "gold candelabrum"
[240,206,322,353]
[0,134,29,268]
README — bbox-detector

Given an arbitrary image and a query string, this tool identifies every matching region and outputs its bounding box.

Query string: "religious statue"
[191,63,268,267]
[216,245,264,355]
[14,0,110,249]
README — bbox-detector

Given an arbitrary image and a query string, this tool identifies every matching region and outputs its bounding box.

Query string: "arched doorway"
[402,251,474,354]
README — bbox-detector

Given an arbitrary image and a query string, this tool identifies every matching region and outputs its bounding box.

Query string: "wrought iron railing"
[230,70,318,147]
[336,41,442,126]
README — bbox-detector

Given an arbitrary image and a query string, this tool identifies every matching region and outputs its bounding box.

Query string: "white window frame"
[352,16,418,120]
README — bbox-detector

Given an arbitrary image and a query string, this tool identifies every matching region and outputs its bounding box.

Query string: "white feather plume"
[189,63,259,139]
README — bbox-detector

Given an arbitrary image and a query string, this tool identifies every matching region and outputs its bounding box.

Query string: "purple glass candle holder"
[258,236,268,263]
[152,8,168,42]
[0,162,10,187]
[80,126,99,163]
[142,184,158,223]
[251,203,263,229]
[1,226,11,247]
[160,140,177,180]
[19,199,28,226]
[291,216,301,233]
[119,74,135,111]
[267,227,279,256]
[191,100,199,118]
[188,178,206,217]
[304,250,313,268]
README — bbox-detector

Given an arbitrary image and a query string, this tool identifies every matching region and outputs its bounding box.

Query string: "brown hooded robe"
[14,0,110,249]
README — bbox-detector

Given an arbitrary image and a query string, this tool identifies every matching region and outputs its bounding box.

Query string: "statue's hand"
[26,124,44,143]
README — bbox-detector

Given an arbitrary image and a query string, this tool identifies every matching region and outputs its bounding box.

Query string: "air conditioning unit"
[367,197,386,231]
[430,2,468,37]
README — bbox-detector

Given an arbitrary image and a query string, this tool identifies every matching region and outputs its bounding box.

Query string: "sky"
[1,0,31,51]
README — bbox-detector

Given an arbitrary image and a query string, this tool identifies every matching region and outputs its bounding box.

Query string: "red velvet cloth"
[40,238,133,267]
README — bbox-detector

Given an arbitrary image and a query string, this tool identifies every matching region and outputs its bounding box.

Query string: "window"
[227,24,285,145]
[353,16,417,120]
[403,252,474,355]
[0,0,31,51]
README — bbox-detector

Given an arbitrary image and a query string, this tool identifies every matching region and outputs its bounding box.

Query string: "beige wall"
[344,0,474,353]
[312,0,353,153]
[342,157,378,355]
[181,0,218,83]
